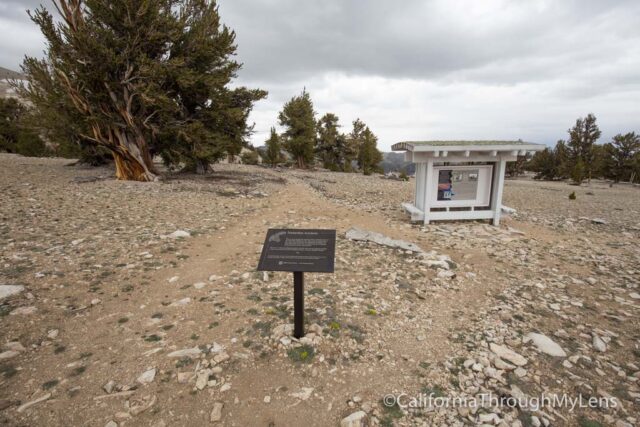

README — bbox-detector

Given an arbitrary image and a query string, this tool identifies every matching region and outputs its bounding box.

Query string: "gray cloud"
[1,0,639,150]
[221,0,640,83]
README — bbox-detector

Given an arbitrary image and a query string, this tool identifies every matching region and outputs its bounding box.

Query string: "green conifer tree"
[278,89,316,168]
[264,127,281,167]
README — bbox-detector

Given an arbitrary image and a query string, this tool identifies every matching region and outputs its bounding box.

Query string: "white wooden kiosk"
[392,141,545,226]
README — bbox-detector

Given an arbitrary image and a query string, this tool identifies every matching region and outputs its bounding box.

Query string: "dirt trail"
[1,163,536,427]
[137,179,511,426]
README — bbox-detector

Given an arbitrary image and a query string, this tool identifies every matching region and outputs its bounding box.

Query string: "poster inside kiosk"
[432,165,492,207]
[257,229,336,338]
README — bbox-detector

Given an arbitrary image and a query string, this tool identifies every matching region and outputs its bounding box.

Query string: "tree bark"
[109,128,158,181]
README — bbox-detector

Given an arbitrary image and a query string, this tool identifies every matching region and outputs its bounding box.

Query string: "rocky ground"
[0,153,638,427]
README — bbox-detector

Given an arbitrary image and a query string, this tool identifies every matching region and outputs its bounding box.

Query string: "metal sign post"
[257,229,336,338]
[293,271,304,338]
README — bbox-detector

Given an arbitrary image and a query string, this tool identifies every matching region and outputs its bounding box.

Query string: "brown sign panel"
[257,229,336,273]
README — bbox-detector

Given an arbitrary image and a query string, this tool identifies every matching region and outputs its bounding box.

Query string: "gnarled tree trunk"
[110,129,158,181]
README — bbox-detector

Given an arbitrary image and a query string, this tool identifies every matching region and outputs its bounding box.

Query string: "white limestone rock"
[524,333,567,357]
[167,230,190,239]
[210,401,224,422]
[593,335,607,352]
[340,410,368,427]
[345,227,423,253]
[137,368,156,385]
[167,347,202,358]
[489,343,527,367]
[0,285,24,300]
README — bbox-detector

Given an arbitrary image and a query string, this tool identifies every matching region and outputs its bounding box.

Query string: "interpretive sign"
[257,229,336,338]
[257,229,336,273]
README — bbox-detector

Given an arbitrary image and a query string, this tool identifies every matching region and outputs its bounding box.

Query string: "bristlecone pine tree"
[19,0,265,181]
[16,54,109,164]
[567,113,601,184]
[350,118,382,175]
[605,132,640,182]
[278,89,316,168]
[263,127,281,167]
[157,0,266,174]
[316,113,351,171]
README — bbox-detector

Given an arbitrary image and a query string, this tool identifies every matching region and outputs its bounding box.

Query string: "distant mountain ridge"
[0,66,24,80]
[254,146,414,174]
[380,151,415,175]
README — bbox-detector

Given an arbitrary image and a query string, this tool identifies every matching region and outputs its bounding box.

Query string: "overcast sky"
[1,0,639,150]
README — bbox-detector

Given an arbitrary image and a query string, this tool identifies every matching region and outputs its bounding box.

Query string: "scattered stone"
[103,380,116,394]
[340,410,368,427]
[177,372,195,384]
[290,387,313,401]
[0,285,24,300]
[3,342,25,352]
[501,205,517,215]
[128,394,156,416]
[167,230,190,239]
[16,393,51,413]
[167,347,202,358]
[593,335,607,352]
[10,306,37,315]
[524,332,567,357]
[0,350,20,360]
[105,421,118,427]
[210,402,224,422]
[591,218,607,224]
[195,369,211,390]
[493,358,516,370]
[137,368,156,385]
[489,343,527,366]
[345,227,423,253]
[514,367,527,378]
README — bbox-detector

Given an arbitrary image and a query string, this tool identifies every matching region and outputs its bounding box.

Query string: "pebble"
[340,410,368,427]
[593,335,607,352]
[0,285,24,300]
[10,306,37,315]
[524,332,567,357]
[16,393,51,413]
[167,347,202,358]
[210,402,224,422]
[168,230,190,239]
[137,368,156,385]
[489,343,527,366]
[290,387,313,401]
[103,380,116,394]
[0,350,20,360]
